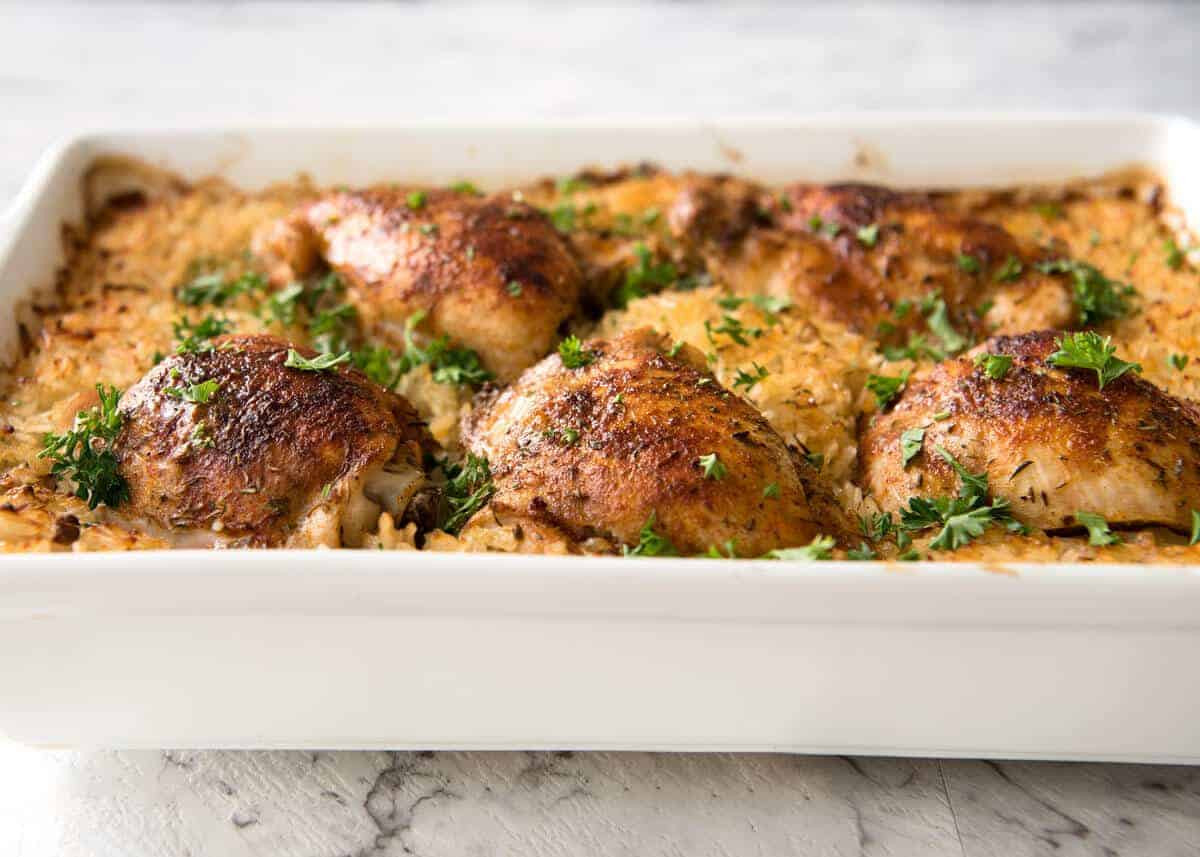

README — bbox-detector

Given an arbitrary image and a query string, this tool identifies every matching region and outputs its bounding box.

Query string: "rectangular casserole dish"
[3,116,1200,760]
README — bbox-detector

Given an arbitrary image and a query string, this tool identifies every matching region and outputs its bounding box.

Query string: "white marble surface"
[4,2,1200,855]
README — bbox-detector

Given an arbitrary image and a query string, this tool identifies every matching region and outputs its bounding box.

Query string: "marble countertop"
[3,2,1200,854]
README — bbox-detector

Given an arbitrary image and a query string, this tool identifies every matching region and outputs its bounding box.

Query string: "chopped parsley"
[846,542,877,560]
[38,384,129,509]
[956,254,981,274]
[506,281,523,297]
[732,362,769,392]
[763,482,780,499]
[1192,510,1200,546]
[164,378,220,404]
[856,223,880,247]
[993,256,1023,283]
[381,311,493,387]
[922,295,969,355]
[1034,201,1063,221]
[698,453,726,480]
[1169,353,1189,372]
[866,370,909,409]
[973,352,1013,380]
[623,511,679,557]
[173,315,232,354]
[881,333,943,362]
[449,180,480,196]
[900,426,925,467]
[615,243,677,307]
[805,451,824,470]
[807,215,840,239]
[704,314,762,347]
[556,176,591,196]
[177,270,266,307]
[557,335,596,369]
[1047,332,1142,390]
[406,190,426,210]
[897,446,1023,551]
[1035,259,1136,326]
[440,454,495,534]
[764,535,836,561]
[1074,511,1121,546]
[1165,238,1188,270]
[263,282,305,325]
[284,349,351,372]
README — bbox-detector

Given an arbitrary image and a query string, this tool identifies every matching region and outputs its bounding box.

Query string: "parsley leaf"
[698,453,726,480]
[164,378,220,404]
[557,335,595,369]
[896,446,1020,551]
[764,534,836,561]
[866,370,909,409]
[732,362,769,392]
[856,223,880,248]
[1169,353,1189,372]
[177,270,266,307]
[993,255,1023,283]
[39,384,129,509]
[393,311,493,387]
[1165,238,1188,270]
[1074,511,1122,546]
[406,190,426,210]
[173,315,232,354]
[900,426,925,467]
[846,542,877,560]
[440,454,495,534]
[1047,332,1142,390]
[284,349,351,372]
[1035,259,1135,326]
[615,243,677,307]
[923,296,969,355]
[1192,510,1200,546]
[973,352,1013,380]
[956,254,981,274]
[763,482,780,499]
[623,511,679,557]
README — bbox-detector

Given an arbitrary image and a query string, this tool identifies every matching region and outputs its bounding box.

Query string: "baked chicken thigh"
[114,334,430,547]
[861,330,1200,533]
[462,327,850,555]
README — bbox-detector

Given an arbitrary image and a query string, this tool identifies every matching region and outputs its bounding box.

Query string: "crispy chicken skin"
[254,187,584,381]
[113,334,431,547]
[861,330,1200,532]
[772,183,1075,344]
[462,328,850,555]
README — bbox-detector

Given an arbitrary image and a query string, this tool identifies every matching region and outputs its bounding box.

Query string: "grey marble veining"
[3,2,1200,855]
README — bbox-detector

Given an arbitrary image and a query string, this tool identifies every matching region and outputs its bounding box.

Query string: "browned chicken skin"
[114,334,431,547]
[254,187,584,381]
[861,330,1200,532]
[462,327,851,555]
[773,183,1075,347]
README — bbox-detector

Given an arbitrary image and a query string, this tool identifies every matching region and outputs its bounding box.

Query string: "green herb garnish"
[732,363,769,392]
[900,426,925,467]
[440,454,495,534]
[866,370,910,409]
[39,384,129,509]
[764,535,836,561]
[1035,259,1136,326]
[164,378,220,404]
[698,453,726,480]
[1074,511,1121,546]
[283,349,351,372]
[1047,332,1142,390]
[557,335,595,369]
[623,511,678,557]
[973,352,1013,380]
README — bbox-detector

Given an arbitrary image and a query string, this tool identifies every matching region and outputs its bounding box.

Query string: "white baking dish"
[3,117,1200,760]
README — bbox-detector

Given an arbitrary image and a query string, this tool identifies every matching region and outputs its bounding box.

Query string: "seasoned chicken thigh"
[462,327,850,555]
[114,334,431,547]
[861,330,1200,532]
[773,183,1076,347]
[254,187,583,381]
